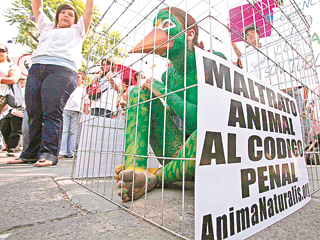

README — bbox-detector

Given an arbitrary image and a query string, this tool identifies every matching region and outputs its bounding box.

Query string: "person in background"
[231,24,267,80]
[1,78,26,158]
[90,58,121,118]
[121,71,145,103]
[8,0,94,167]
[0,43,21,111]
[232,23,309,142]
[59,72,89,158]
[133,71,146,87]
[0,43,21,157]
[117,71,145,116]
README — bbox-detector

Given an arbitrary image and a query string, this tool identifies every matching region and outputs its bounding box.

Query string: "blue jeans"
[59,109,80,157]
[20,64,77,163]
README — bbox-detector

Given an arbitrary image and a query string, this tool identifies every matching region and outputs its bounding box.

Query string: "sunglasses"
[0,49,7,53]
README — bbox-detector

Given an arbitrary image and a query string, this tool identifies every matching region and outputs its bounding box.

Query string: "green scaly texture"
[123,10,224,183]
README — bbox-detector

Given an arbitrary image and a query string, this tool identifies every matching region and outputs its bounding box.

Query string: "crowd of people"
[0,0,150,166]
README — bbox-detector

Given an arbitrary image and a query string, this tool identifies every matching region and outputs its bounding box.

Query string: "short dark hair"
[134,71,145,81]
[55,4,79,27]
[243,24,260,38]
[123,78,131,87]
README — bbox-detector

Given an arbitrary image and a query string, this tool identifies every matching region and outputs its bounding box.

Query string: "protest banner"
[195,47,310,240]
[229,0,278,43]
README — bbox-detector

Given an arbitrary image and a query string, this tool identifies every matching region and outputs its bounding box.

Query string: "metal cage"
[71,0,320,238]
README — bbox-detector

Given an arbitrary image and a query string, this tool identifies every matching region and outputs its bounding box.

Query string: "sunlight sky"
[0,0,319,59]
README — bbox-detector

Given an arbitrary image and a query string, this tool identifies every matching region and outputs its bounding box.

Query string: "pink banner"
[229,0,278,42]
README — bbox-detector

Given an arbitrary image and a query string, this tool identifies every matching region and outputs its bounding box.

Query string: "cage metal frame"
[71,0,320,238]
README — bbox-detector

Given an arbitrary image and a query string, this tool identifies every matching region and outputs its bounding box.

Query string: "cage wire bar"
[71,0,320,238]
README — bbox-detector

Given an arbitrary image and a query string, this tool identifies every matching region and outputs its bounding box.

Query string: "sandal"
[7,158,26,164]
[7,158,37,164]
[34,159,57,167]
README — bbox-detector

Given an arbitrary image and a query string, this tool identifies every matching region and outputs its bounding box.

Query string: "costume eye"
[158,19,176,30]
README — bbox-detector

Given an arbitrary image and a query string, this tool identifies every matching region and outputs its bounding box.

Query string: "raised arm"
[231,42,242,58]
[231,42,243,68]
[82,0,94,34]
[31,0,43,22]
[106,71,121,93]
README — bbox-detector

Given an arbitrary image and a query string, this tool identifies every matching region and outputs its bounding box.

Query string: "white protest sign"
[195,47,311,240]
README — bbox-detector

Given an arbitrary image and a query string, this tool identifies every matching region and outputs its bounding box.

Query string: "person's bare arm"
[121,90,128,101]
[231,42,243,68]
[106,72,120,93]
[83,103,91,115]
[231,42,242,58]
[82,0,94,34]
[31,0,43,22]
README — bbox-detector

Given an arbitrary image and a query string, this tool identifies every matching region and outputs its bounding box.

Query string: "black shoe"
[6,152,16,157]
[6,149,15,157]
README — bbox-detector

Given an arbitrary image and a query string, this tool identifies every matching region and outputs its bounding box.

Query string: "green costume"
[116,8,226,200]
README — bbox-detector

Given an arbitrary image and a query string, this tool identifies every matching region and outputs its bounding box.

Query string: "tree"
[4,0,125,72]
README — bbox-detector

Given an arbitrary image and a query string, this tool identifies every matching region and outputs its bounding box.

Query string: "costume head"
[55,4,79,27]
[129,7,203,56]
[161,7,202,49]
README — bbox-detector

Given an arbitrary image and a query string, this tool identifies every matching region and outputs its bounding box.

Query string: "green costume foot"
[115,164,124,183]
[117,169,158,202]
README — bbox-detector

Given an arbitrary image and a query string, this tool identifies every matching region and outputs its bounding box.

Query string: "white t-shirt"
[241,45,268,80]
[64,85,89,112]
[0,62,20,95]
[91,75,121,112]
[31,12,86,70]
[241,45,288,88]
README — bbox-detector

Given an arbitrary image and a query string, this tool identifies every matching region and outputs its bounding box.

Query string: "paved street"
[0,151,319,239]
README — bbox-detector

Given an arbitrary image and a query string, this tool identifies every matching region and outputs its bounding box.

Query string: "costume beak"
[129,29,173,55]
